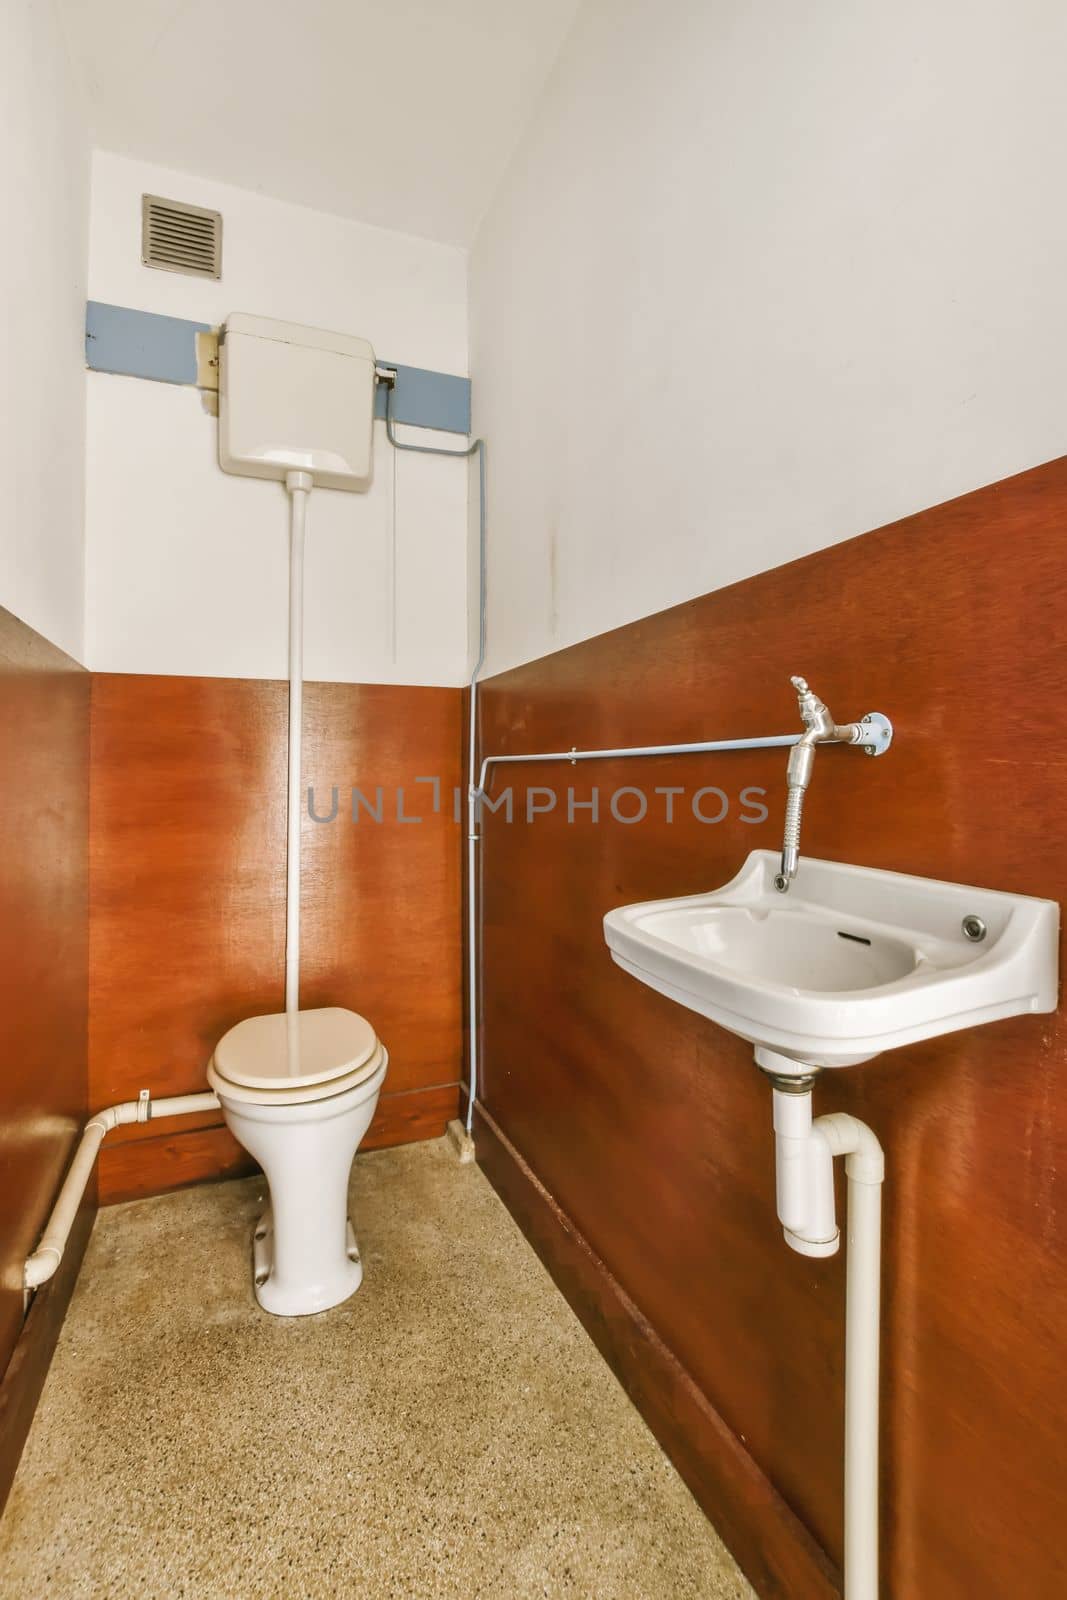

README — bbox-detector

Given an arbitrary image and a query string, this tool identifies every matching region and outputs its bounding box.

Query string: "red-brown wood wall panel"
[0,610,89,1377]
[477,456,1067,1599]
[89,676,463,1201]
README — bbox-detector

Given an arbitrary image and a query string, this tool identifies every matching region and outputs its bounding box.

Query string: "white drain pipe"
[767,1071,884,1600]
[821,1112,884,1600]
[23,1091,220,1292]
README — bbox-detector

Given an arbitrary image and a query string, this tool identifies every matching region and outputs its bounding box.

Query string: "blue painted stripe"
[85,301,471,434]
[86,301,211,386]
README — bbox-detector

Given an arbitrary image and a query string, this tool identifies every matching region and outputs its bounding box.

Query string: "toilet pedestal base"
[251,1210,363,1317]
[209,1052,387,1317]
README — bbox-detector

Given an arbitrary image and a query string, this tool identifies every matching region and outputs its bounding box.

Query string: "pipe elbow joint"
[24,1245,62,1290]
[815,1112,885,1185]
[783,1223,840,1259]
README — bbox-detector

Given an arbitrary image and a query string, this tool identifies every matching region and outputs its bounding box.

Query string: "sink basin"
[603,850,1059,1068]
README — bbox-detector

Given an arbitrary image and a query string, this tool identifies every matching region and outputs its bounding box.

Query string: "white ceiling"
[59,0,580,247]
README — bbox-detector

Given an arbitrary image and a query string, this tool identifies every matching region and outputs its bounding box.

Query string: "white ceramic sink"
[604,850,1059,1068]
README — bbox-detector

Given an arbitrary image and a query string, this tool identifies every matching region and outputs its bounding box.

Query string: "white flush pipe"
[769,1078,884,1600]
[285,469,312,1019]
[24,1091,220,1291]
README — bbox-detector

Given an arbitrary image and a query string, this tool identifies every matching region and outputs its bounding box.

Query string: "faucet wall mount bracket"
[857,711,893,757]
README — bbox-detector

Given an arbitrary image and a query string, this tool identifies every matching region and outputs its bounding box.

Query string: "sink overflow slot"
[837,931,872,946]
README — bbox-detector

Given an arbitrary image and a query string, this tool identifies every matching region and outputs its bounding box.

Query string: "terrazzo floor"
[0,1138,754,1599]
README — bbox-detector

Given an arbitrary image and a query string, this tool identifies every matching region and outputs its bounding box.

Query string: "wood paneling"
[0,609,89,1379]
[0,606,89,1514]
[477,456,1067,1600]
[99,1123,255,1206]
[89,677,462,1197]
[98,1082,461,1204]
[0,1200,93,1514]
[361,1081,460,1152]
[475,1102,839,1600]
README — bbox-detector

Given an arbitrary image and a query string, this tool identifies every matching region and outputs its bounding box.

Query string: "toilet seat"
[208,1007,384,1106]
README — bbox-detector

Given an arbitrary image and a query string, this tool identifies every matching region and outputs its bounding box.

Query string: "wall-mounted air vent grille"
[141,194,222,279]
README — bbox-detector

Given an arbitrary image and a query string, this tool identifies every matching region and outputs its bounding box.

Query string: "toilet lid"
[211,1007,379,1092]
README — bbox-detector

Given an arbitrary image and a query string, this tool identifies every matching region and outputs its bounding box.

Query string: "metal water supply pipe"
[380,379,487,1135]
[381,377,819,1141]
[467,732,806,1142]
[475,733,800,794]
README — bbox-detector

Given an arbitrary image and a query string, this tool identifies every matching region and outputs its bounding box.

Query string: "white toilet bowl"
[208,1007,387,1316]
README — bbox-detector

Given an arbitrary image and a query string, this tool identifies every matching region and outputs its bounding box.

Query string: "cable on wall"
[380,374,487,1136]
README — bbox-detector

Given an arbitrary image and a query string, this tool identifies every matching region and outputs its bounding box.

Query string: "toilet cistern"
[775,676,892,892]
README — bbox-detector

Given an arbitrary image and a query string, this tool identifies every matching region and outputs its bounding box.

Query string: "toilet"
[207,1006,388,1316]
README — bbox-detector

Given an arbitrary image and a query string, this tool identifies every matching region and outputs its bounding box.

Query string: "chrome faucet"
[775,677,893,893]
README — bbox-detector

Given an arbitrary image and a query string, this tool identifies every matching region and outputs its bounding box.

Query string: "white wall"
[86,153,470,684]
[1,2,89,661]
[471,0,1067,676]
[58,0,581,249]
